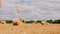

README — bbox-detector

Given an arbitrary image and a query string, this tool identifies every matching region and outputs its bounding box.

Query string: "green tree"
[25,20,34,24]
[36,20,41,23]
[47,19,53,24]
[5,20,12,24]
[53,19,60,24]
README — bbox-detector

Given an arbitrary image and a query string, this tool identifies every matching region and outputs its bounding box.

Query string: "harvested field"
[0,23,60,34]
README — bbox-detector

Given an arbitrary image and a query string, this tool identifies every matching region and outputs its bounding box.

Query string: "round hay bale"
[17,18,23,26]
[13,22,18,26]
[41,21,46,25]
[41,21,48,25]
[46,22,50,25]
[13,18,23,26]
[1,20,6,24]
[13,18,18,26]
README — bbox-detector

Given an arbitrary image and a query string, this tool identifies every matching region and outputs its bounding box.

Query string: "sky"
[0,0,60,20]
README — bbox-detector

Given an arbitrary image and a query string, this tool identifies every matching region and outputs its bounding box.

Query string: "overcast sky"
[0,0,60,20]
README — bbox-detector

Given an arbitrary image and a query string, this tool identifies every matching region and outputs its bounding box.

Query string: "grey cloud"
[1,0,60,20]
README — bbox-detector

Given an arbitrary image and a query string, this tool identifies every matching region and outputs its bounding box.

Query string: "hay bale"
[41,21,50,25]
[41,20,50,25]
[13,22,18,26]
[13,18,18,26]
[17,18,23,26]
[41,21,46,25]
[1,20,6,24]
[46,22,50,25]
[13,18,23,26]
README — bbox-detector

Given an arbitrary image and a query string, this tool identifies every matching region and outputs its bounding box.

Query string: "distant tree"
[47,19,53,24]
[36,20,41,23]
[25,20,34,24]
[5,20,12,24]
[53,19,60,24]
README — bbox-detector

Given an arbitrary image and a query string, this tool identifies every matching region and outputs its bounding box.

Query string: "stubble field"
[0,23,60,34]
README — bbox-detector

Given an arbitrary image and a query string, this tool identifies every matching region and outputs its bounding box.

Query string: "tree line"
[5,19,60,24]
